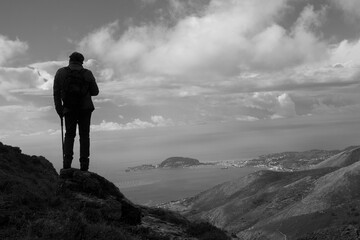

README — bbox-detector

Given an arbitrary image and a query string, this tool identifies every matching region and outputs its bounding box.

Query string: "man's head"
[69,52,85,64]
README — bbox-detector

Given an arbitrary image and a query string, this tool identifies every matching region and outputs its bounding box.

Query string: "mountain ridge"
[161,146,360,239]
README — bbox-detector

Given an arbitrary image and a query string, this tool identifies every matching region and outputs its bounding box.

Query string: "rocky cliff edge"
[0,142,230,240]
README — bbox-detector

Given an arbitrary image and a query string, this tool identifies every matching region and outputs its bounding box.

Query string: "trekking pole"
[60,116,64,160]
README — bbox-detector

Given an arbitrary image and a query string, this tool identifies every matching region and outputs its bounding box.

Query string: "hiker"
[53,52,99,171]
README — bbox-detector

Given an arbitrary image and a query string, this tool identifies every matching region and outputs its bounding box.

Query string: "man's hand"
[56,106,63,118]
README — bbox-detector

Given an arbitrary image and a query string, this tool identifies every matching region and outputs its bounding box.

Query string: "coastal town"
[126,149,342,172]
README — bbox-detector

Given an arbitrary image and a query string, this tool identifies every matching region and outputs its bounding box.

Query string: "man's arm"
[53,69,63,117]
[86,70,99,96]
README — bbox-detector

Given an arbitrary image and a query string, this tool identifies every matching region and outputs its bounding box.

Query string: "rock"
[0,212,10,226]
[58,168,142,225]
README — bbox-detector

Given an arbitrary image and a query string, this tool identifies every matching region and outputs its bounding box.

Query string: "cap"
[69,52,84,64]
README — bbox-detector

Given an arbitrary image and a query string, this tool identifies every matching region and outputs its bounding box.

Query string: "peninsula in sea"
[125,156,216,172]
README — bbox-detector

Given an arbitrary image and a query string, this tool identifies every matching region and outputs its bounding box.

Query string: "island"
[125,157,214,172]
[159,157,202,168]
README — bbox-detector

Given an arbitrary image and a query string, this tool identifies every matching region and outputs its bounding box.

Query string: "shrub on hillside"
[186,221,230,240]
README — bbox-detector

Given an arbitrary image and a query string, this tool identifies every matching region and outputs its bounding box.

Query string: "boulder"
[58,168,142,225]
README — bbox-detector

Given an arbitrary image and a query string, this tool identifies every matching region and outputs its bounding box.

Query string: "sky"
[1,0,360,172]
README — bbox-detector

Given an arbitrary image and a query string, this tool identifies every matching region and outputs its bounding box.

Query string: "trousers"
[63,110,92,170]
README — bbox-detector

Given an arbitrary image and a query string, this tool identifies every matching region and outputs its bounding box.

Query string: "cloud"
[251,5,328,70]
[91,115,174,131]
[0,60,69,101]
[76,0,336,108]
[76,0,338,112]
[253,92,296,118]
[0,105,54,137]
[0,66,54,101]
[80,0,329,76]
[0,67,40,101]
[274,93,297,118]
[151,115,174,126]
[99,68,115,81]
[2,0,360,141]
[0,35,28,66]
[236,116,259,122]
[330,39,360,67]
[331,0,360,19]
[59,0,360,126]
[93,98,112,103]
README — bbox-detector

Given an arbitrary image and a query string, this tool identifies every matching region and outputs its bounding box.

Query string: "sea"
[114,165,260,206]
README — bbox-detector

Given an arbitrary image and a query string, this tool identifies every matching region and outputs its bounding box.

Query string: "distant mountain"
[162,146,360,240]
[0,142,230,240]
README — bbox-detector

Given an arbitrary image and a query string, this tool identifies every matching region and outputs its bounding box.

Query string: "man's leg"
[78,110,92,171]
[63,111,77,169]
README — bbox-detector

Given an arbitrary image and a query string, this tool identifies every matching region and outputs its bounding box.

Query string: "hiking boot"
[80,157,89,171]
[63,157,72,169]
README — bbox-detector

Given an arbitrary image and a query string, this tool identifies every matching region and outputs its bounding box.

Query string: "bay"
[114,165,259,206]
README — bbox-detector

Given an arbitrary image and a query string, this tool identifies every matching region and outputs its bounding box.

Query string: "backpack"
[62,67,89,109]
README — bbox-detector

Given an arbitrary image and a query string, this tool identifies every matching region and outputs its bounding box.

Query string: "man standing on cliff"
[53,52,99,171]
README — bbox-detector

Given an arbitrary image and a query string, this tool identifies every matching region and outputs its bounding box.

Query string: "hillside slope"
[0,142,230,240]
[312,146,360,169]
[244,149,341,171]
[163,147,360,240]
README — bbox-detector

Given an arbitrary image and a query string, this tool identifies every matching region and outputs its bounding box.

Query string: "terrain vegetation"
[161,146,360,239]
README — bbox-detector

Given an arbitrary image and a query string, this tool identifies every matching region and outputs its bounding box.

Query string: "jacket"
[53,62,99,114]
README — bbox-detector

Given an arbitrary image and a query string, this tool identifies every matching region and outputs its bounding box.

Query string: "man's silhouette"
[53,52,99,171]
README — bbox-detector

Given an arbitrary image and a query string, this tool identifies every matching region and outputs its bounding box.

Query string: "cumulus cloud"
[79,0,329,77]
[91,115,174,131]
[330,39,360,67]
[0,67,40,101]
[273,93,297,118]
[75,0,360,124]
[75,0,341,124]
[151,115,174,126]
[3,0,353,134]
[0,35,28,66]
[0,66,53,101]
[252,5,328,70]
[0,59,67,101]
[243,92,297,119]
[0,105,54,137]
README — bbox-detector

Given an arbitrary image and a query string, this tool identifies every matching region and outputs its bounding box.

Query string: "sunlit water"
[114,165,260,206]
